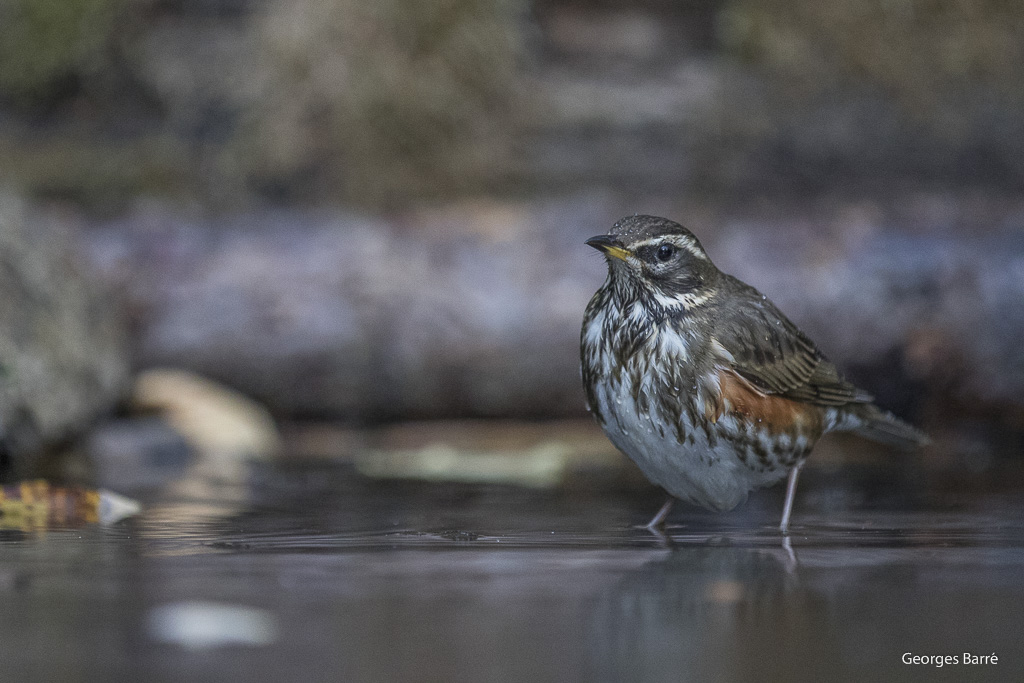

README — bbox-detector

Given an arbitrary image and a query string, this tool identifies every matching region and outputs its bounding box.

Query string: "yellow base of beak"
[601,246,631,261]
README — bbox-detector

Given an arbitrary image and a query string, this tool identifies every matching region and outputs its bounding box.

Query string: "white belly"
[592,376,787,512]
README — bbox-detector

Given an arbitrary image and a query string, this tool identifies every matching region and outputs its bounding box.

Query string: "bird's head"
[586,215,720,312]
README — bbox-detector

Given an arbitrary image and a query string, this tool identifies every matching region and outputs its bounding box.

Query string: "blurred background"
[0,0,1022,489]
[2,4,1024,678]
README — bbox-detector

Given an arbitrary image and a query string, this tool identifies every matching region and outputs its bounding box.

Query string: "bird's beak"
[585,235,631,261]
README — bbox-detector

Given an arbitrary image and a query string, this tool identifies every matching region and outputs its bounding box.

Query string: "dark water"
[1,461,1022,683]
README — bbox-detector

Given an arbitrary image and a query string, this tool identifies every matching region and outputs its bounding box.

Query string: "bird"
[580,215,927,533]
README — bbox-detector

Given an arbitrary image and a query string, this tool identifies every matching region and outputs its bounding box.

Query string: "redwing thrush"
[581,215,927,533]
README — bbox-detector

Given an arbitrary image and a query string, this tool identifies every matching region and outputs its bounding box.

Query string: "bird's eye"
[656,244,675,262]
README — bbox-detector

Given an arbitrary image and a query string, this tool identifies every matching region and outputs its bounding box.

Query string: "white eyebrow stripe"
[627,235,708,260]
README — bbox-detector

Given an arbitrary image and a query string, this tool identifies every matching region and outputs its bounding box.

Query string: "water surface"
[1,460,1021,682]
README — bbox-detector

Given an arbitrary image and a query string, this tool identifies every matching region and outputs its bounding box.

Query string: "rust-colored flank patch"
[710,368,824,438]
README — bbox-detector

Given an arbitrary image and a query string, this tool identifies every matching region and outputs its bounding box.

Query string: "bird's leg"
[780,535,798,572]
[645,498,674,531]
[779,460,804,534]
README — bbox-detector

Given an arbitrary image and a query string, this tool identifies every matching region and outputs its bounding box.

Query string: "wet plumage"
[581,215,927,532]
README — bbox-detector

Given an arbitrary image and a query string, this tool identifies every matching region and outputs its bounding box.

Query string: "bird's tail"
[833,404,930,450]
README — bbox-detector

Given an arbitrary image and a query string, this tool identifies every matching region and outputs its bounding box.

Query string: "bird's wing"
[710,278,872,407]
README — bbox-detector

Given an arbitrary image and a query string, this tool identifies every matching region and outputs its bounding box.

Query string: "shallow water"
[1,459,1022,682]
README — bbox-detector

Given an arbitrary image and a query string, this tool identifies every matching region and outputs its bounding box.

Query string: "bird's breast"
[581,287,832,510]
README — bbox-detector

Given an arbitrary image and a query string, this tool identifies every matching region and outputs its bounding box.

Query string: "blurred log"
[0,193,130,476]
[84,194,1024,433]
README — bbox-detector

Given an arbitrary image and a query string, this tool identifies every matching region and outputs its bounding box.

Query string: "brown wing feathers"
[714,281,871,409]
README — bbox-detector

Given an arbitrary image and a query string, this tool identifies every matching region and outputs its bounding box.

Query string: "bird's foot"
[632,498,676,545]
